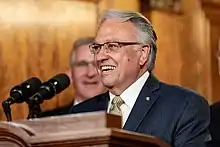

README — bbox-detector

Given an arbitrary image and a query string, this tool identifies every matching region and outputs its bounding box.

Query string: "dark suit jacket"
[70,74,210,147]
[206,102,220,147]
[40,102,73,117]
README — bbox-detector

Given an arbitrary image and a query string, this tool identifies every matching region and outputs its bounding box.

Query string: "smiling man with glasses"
[71,9,210,147]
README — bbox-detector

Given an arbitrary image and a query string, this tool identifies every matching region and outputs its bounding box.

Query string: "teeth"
[101,65,115,71]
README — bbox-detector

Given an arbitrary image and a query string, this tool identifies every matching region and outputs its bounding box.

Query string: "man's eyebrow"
[92,41,98,44]
[93,40,101,44]
[77,60,95,63]
[76,60,88,63]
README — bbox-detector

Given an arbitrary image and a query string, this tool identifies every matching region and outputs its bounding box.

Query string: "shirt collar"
[109,71,150,109]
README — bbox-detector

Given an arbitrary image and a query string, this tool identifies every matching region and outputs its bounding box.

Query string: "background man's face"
[71,44,106,101]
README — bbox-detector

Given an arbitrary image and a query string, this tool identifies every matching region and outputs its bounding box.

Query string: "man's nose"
[87,64,97,77]
[95,47,109,62]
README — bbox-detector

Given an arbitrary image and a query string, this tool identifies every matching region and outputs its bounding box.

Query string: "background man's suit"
[70,74,210,147]
[40,102,73,117]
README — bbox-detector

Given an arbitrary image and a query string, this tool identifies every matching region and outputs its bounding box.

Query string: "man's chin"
[84,92,102,98]
[102,81,115,89]
[84,85,98,88]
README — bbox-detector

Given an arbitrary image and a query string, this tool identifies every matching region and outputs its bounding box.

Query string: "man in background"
[41,37,106,117]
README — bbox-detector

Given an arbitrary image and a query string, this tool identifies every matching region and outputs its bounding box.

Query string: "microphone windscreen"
[48,73,70,94]
[9,77,42,103]
[21,77,42,95]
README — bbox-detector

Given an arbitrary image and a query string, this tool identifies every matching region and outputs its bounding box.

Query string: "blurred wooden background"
[0,0,219,121]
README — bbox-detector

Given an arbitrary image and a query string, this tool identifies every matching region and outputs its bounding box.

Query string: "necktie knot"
[112,96,124,107]
[109,96,124,116]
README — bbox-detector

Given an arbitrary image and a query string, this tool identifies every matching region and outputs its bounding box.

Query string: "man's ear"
[139,44,150,66]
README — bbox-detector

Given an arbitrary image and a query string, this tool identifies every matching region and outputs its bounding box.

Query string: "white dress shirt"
[108,71,150,126]
[73,100,80,106]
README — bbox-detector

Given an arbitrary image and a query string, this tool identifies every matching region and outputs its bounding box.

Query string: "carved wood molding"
[30,129,170,147]
[201,0,220,24]
[0,125,30,147]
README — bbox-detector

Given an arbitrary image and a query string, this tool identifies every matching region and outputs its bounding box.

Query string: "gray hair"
[70,37,94,65]
[98,9,157,72]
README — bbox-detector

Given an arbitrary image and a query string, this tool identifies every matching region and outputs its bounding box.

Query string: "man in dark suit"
[41,37,106,117]
[70,10,210,147]
[206,101,220,147]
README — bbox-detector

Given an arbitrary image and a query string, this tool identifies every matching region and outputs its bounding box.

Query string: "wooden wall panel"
[210,24,220,103]
[0,0,97,120]
[151,12,184,85]
[151,0,210,96]
[98,0,139,15]
[202,0,220,103]
[142,0,220,104]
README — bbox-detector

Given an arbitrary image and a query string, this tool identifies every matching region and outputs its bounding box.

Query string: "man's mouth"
[83,81,98,85]
[83,81,100,87]
[100,65,116,72]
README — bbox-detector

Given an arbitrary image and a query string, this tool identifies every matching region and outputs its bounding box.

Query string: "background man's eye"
[75,61,89,67]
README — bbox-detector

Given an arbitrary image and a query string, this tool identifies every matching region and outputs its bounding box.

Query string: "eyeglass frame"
[89,41,148,54]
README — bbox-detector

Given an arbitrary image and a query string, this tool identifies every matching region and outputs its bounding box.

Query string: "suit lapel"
[123,74,160,131]
[96,92,109,111]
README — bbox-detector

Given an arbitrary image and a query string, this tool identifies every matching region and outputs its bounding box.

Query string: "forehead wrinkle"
[95,21,138,44]
[95,28,123,44]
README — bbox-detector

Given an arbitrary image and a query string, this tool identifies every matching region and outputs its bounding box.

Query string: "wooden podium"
[0,111,170,147]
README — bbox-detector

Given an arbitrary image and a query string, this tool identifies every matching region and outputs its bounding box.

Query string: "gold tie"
[109,96,124,116]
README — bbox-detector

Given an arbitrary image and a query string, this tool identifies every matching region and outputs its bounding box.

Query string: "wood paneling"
[209,24,220,103]
[142,0,220,104]
[98,0,139,17]
[152,0,210,95]
[0,0,97,120]
[201,0,220,103]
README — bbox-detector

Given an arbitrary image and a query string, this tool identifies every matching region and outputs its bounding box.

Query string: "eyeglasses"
[89,41,144,54]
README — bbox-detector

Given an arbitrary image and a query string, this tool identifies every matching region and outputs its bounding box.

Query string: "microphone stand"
[27,96,43,119]
[2,100,12,121]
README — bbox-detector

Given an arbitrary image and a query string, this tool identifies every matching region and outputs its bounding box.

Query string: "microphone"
[2,77,42,121]
[9,77,42,104]
[27,73,70,119]
[29,73,70,104]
